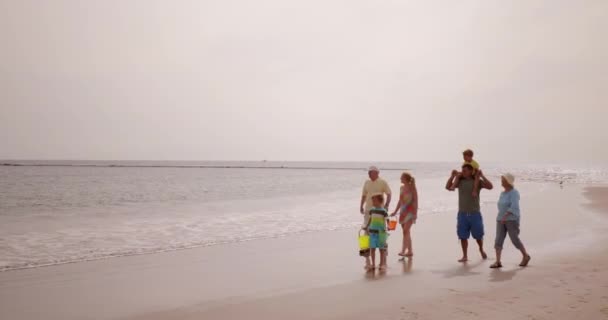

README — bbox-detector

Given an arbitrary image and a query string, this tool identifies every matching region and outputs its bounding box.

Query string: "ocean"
[1,161,607,271]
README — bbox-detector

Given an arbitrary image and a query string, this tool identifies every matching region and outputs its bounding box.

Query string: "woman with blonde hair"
[391,172,418,258]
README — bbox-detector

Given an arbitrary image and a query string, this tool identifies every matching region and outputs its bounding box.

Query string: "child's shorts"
[369,231,388,249]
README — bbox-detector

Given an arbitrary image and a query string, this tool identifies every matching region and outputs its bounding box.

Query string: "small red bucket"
[388,218,398,231]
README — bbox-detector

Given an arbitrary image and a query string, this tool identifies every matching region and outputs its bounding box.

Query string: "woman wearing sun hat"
[490,173,532,268]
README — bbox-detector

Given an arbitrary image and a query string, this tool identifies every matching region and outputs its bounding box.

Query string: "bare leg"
[379,250,387,270]
[519,245,531,266]
[519,246,529,258]
[476,238,487,259]
[370,249,376,268]
[490,248,503,268]
[459,240,468,262]
[495,248,502,264]
[404,221,414,256]
[400,225,407,255]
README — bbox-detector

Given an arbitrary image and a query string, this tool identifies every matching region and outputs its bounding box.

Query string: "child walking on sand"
[364,194,389,271]
[450,149,483,198]
[391,172,418,258]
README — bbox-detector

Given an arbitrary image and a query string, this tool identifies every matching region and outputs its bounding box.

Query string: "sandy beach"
[1,184,607,320]
[2,0,607,318]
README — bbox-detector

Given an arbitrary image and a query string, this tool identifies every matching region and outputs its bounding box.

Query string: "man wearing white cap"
[360,166,392,227]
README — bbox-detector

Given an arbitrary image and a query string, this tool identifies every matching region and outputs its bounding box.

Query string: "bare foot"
[481,251,488,259]
[519,254,531,267]
[379,265,387,271]
[405,253,414,257]
[398,252,407,257]
[458,257,468,263]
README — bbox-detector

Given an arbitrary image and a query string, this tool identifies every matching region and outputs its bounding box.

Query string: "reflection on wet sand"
[401,257,414,274]
[431,260,485,279]
[363,258,414,280]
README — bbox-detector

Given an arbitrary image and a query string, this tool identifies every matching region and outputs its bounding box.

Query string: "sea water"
[1,161,606,271]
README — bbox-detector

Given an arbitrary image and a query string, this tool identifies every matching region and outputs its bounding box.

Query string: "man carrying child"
[446,163,494,262]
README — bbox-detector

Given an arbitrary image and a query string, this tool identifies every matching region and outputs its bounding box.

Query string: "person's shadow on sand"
[489,268,521,282]
[432,260,484,279]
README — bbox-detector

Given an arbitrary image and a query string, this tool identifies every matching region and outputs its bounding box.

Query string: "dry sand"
[1,185,607,320]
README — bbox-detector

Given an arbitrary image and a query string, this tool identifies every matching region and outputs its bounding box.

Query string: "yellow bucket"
[358,230,370,249]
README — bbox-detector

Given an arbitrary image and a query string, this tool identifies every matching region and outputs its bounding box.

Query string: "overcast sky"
[1,0,607,162]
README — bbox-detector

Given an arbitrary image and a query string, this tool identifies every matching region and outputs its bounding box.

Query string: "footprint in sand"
[454,308,479,317]
[601,307,608,317]
[400,310,419,320]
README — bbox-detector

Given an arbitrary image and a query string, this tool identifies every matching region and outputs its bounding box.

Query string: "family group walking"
[359,149,532,271]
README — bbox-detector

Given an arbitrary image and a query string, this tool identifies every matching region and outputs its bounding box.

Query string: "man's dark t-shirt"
[458,178,481,212]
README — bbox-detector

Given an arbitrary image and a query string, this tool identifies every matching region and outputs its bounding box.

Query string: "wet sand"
[378,186,608,320]
[584,186,608,213]
[1,184,607,320]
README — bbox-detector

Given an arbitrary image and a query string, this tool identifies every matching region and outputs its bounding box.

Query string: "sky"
[1,0,607,162]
